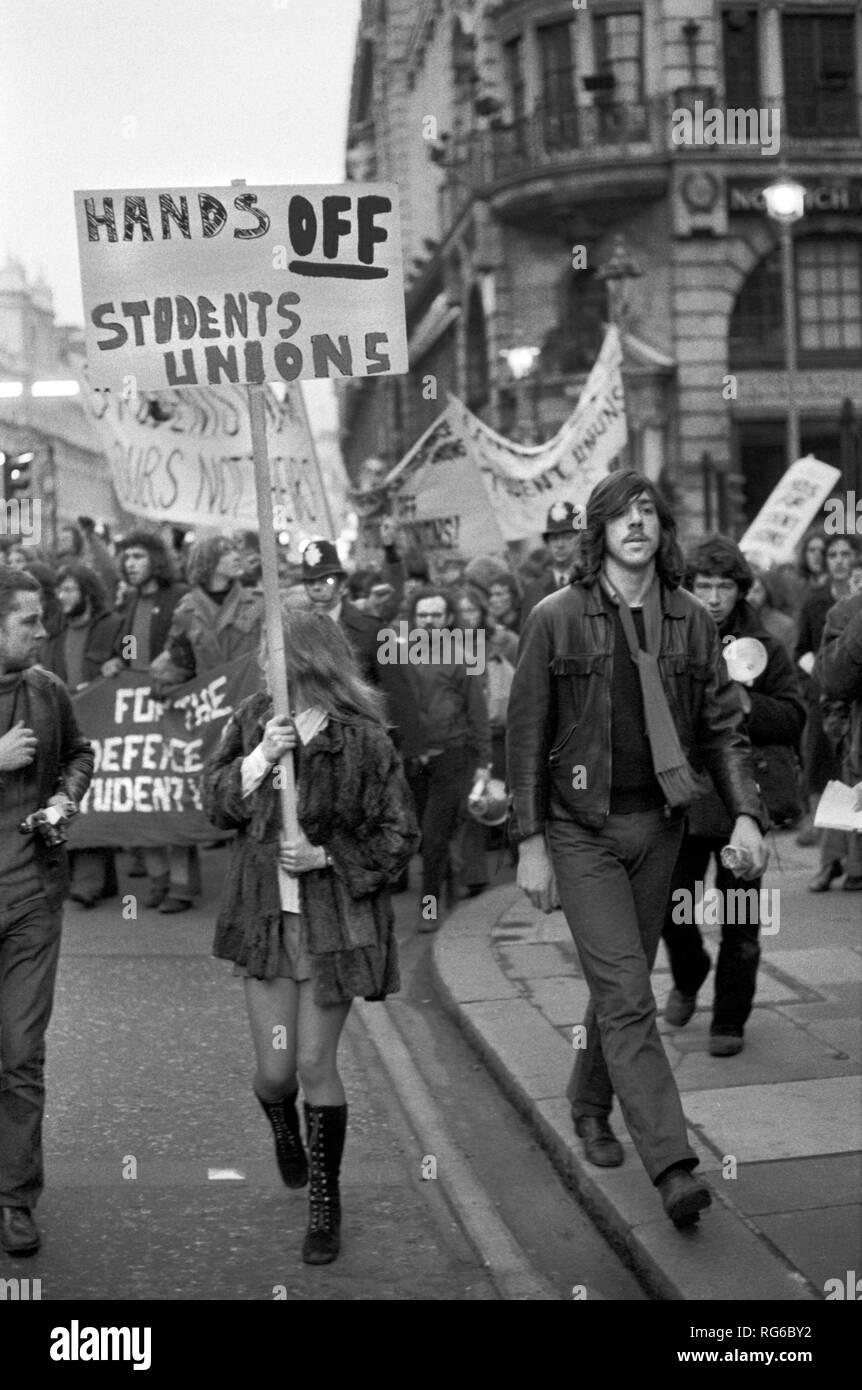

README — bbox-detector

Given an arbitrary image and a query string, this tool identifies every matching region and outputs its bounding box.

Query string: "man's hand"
[727,815,768,881]
[47,792,77,821]
[101,657,124,678]
[379,517,397,548]
[0,721,38,772]
[517,833,560,913]
[279,833,326,875]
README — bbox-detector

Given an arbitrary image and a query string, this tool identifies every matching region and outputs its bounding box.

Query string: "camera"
[19,805,68,847]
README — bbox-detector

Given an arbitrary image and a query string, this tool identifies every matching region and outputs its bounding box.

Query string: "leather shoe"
[0,1205,40,1255]
[841,875,862,892]
[158,896,192,914]
[808,860,843,892]
[709,1031,744,1057]
[656,1167,712,1228]
[664,987,698,1028]
[574,1115,624,1167]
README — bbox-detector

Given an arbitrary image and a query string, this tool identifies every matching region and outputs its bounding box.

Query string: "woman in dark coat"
[201,610,419,1265]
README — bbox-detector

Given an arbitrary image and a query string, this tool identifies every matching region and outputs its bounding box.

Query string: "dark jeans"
[550,810,697,1183]
[409,747,473,911]
[662,835,761,1035]
[0,894,63,1207]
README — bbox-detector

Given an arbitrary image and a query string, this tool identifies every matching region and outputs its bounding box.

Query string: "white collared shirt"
[240,707,329,911]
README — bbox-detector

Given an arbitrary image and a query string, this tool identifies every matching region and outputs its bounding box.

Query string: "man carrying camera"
[0,571,93,1254]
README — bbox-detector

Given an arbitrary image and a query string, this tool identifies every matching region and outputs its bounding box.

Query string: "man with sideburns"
[506,472,767,1229]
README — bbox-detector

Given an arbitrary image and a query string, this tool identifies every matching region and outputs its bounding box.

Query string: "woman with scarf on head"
[201,609,419,1265]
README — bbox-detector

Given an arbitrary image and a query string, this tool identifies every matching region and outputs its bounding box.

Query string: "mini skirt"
[231,910,311,982]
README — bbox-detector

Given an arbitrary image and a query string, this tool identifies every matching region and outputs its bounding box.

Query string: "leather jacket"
[506,577,765,841]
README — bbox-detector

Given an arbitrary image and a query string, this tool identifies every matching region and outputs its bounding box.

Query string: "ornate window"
[783,11,857,136]
[722,9,760,107]
[797,236,862,353]
[593,11,644,107]
[503,34,525,125]
[729,235,862,366]
[538,19,578,148]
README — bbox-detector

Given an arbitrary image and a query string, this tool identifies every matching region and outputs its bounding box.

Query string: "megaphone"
[723,636,768,685]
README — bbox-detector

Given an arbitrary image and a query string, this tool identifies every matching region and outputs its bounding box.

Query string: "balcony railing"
[439,98,663,226]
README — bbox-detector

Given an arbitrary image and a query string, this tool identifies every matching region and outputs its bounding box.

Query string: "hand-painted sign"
[74,184,408,391]
[739,456,842,567]
[79,378,332,553]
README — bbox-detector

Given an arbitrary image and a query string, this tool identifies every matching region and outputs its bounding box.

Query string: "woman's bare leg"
[296,984,351,1105]
[244,976,300,1100]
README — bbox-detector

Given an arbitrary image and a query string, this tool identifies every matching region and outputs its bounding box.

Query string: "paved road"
[2,845,644,1302]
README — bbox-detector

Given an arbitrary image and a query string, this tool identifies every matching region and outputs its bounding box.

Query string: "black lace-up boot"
[301,1103,347,1264]
[256,1089,308,1189]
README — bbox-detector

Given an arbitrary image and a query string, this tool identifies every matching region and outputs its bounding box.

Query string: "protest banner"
[378,326,625,556]
[739,456,842,568]
[79,378,334,559]
[74,184,408,392]
[447,325,626,539]
[65,656,263,850]
[384,411,508,571]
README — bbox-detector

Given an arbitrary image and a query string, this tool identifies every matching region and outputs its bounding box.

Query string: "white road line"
[355,1000,560,1302]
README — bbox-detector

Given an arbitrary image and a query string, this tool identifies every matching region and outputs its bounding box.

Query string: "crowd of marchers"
[1,481,861,1263]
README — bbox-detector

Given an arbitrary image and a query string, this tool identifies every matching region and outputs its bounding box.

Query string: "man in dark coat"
[104,532,189,677]
[520,500,583,622]
[816,584,862,892]
[41,562,122,908]
[661,537,806,1055]
[42,562,122,691]
[301,539,425,760]
[507,472,767,1229]
[0,570,93,1254]
[103,533,193,912]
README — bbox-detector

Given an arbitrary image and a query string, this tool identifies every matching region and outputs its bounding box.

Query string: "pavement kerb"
[430,886,820,1303]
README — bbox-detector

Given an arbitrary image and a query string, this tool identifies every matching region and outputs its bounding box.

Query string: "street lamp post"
[762,175,806,468]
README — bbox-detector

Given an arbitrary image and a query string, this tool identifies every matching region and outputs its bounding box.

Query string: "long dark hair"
[117,531,177,586]
[578,471,685,589]
[56,561,108,616]
[260,609,387,728]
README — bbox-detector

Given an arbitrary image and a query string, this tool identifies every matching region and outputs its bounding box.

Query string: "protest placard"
[65,656,263,849]
[739,456,842,567]
[74,184,408,391]
[79,378,333,556]
[384,411,508,570]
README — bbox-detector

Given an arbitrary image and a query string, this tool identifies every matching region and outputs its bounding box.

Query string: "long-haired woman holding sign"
[201,609,419,1264]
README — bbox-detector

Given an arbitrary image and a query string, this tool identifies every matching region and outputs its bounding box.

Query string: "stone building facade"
[339,0,862,536]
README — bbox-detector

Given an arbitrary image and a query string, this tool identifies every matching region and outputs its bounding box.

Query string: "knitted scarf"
[602,571,700,808]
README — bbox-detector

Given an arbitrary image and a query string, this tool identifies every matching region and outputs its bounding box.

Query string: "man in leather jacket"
[506,471,767,1230]
[0,570,94,1255]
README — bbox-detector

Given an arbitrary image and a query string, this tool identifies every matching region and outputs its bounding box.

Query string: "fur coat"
[201,693,420,1004]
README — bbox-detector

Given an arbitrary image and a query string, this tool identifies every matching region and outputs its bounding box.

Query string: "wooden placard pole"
[231,176,298,840]
[247,381,300,840]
